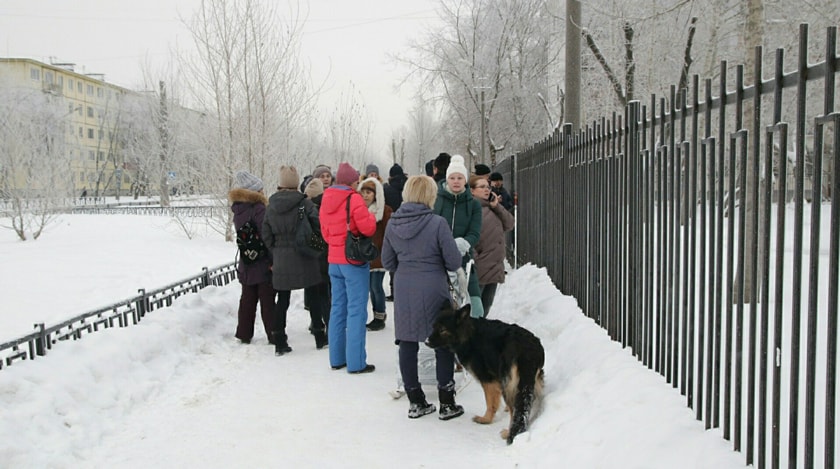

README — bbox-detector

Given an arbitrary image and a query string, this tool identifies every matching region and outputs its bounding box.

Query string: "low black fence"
[0,262,238,371]
[499,24,838,469]
[69,205,226,217]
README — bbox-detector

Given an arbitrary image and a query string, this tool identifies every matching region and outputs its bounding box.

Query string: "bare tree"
[179,0,319,240]
[0,86,74,240]
[325,81,373,169]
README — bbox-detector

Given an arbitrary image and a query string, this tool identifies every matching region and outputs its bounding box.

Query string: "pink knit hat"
[334,162,360,186]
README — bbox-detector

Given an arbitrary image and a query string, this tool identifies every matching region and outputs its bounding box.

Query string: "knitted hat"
[299,174,314,193]
[312,165,332,180]
[234,170,263,192]
[489,171,504,181]
[278,165,300,190]
[365,164,380,176]
[335,162,360,186]
[304,177,324,199]
[474,163,491,176]
[445,154,469,179]
[424,159,435,177]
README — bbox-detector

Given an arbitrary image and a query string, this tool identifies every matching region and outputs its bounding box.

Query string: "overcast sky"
[0,0,439,154]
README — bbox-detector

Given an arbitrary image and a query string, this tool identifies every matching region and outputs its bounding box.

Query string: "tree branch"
[678,17,698,92]
[583,28,626,107]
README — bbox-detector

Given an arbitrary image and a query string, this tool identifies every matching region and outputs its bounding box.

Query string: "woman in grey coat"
[262,166,329,355]
[381,175,464,421]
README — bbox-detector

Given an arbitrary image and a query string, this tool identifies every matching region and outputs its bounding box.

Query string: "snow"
[0,213,744,468]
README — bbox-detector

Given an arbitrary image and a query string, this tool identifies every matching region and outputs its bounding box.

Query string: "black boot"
[438,388,464,421]
[272,332,292,356]
[407,388,436,419]
[366,312,386,331]
[312,329,328,350]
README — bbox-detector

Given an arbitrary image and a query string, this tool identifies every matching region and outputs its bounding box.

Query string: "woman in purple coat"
[229,170,275,344]
[381,175,464,420]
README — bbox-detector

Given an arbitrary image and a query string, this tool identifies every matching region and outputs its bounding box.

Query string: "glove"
[454,237,471,256]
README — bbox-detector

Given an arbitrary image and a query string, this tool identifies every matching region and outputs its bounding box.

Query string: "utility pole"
[480,88,486,167]
[565,0,581,131]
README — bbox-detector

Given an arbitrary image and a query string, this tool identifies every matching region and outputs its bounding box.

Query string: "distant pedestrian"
[489,172,514,212]
[358,177,392,331]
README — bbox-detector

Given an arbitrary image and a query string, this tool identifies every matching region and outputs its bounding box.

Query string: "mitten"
[454,237,471,256]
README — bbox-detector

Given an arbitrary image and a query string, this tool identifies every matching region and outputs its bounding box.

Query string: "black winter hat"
[389,163,406,178]
[434,152,451,171]
[474,163,491,176]
[489,171,504,181]
[424,159,435,177]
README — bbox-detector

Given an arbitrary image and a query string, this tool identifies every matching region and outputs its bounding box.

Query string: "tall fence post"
[34,323,46,356]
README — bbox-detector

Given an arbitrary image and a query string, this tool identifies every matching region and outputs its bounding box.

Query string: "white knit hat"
[445,154,469,179]
[234,170,264,192]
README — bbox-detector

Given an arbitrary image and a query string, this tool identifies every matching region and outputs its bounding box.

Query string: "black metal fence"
[498,24,838,469]
[0,262,238,371]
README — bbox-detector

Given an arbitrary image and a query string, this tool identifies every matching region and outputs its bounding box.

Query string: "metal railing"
[0,262,238,371]
[500,24,838,469]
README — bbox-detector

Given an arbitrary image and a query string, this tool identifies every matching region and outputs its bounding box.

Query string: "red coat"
[319,186,377,264]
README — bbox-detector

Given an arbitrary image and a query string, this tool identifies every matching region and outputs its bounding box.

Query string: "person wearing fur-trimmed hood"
[229,171,275,345]
[358,177,392,331]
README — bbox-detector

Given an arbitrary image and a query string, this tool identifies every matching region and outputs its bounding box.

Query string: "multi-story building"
[0,57,134,196]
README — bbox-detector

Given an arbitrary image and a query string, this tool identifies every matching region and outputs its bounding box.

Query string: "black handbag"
[344,196,378,265]
[295,202,327,258]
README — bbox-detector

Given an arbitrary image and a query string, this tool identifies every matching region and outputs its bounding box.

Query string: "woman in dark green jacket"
[433,154,485,318]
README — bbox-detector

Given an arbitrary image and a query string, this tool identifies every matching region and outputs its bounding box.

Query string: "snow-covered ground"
[0,214,744,468]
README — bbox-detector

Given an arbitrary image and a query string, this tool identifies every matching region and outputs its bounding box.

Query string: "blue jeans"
[328,263,370,372]
[369,271,386,313]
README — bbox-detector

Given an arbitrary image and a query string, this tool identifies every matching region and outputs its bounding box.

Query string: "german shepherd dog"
[426,303,545,444]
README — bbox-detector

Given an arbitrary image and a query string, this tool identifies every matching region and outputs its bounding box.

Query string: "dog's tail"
[507,368,545,445]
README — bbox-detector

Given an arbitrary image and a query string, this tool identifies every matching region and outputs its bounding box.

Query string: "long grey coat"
[381,202,462,342]
[474,197,515,285]
[262,190,322,291]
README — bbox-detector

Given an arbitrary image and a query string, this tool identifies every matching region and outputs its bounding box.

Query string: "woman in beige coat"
[469,175,514,317]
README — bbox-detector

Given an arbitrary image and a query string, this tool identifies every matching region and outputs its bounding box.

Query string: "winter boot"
[407,388,436,419]
[312,329,328,350]
[272,332,292,356]
[438,388,464,421]
[366,312,387,331]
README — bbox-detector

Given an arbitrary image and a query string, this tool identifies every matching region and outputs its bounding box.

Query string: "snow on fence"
[0,262,237,371]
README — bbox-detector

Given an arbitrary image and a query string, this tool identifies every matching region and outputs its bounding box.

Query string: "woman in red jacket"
[319,162,377,374]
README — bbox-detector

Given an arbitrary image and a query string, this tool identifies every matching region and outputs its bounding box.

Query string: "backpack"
[236,218,268,264]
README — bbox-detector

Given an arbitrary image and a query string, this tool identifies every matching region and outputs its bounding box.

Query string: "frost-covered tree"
[0,86,74,240]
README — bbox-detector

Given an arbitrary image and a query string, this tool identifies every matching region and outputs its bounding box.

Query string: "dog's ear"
[458,304,471,320]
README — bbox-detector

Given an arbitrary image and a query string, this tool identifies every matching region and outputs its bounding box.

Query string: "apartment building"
[0,57,134,196]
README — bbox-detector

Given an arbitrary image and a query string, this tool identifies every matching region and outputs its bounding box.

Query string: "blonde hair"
[402,175,438,209]
[468,175,488,190]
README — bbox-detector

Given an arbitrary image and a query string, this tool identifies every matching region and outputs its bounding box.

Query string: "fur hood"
[228,187,267,205]
[359,177,385,221]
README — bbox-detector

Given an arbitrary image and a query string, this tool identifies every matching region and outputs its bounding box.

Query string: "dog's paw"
[473,415,493,424]
[500,428,510,440]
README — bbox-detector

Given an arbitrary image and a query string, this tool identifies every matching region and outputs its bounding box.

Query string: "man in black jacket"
[490,172,514,212]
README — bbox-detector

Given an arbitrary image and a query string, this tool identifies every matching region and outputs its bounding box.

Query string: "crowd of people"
[227,153,515,419]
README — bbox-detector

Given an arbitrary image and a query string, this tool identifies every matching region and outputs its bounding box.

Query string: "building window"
[98,129,104,139]
[68,104,75,114]
[80,171,84,182]
[86,84,94,96]
[77,82,83,93]
[44,71,53,84]
[78,127,83,137]
[77,106,82,116]
[97,87,103,98]
[58,76,63,87]
[88,150,95,160]
[68,79,73,90]
[87,106,94,118]
[30,68,40,80]
[87,128,94,139]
